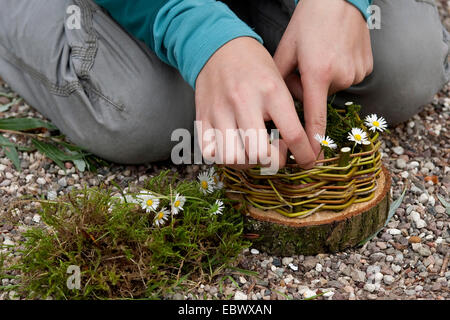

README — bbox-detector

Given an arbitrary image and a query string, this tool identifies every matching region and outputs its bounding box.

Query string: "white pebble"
[388,228,401,235]
[36,177,46,185]
[303,289,317,299]
[234,291,248,300]
[288,263,298,271]
[32,214,41,223]
[315,263,323,273]
[418,194,429,204]
[250,248,259,255]
[391,264,402,273]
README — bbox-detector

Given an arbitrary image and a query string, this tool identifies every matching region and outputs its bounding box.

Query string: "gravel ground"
[1,3,449,300]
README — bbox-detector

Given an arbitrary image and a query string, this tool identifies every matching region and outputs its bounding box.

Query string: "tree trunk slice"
[234,166,391,256]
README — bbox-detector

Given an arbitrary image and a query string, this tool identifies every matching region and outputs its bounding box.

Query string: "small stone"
[172,293,184,300]
[388,228,402,235]
[415,219,427,229]
[415,285,423,292]
[408,236,422,244]
[8,291,19,300]
[383,275,395,285]
[391,264,402,273]
[400,171,409,179]
[64,162,73,169]
[376,241,387,250]
[407,161,420,169]
[234,291,247,300]
[396,158,407,169]
[303,256,318,270]
[323,291,334,298]
[36,177,46,185]
[58,177,67,187]
[370,252,386,262]
[374,272,384,283]
[411,243,431,257]
[250,248,259,255]
[32,214,41,223]
[435,205,446,214]
[288,263,298,271]
[302,289,317,299]
[418,194,429,204]
[392,146,404,155]
[351,269,366,282]
[364,283,376,293]
[46,190,58,200]
[282,257,293,266]
[315,263,323,273]
[3,238,14,246]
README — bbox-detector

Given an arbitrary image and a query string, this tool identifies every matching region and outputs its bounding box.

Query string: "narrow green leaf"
[358,187,406,246]
[0,135,21,171]
[31,139,66,170]
[0,117,57,131]
[436,194,450,215]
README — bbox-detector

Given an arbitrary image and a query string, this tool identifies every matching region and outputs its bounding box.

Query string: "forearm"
[93,0,262,88]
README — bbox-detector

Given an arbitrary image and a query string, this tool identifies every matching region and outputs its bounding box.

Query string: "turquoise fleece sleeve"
[294,0,373,20]
[93,0,263,89]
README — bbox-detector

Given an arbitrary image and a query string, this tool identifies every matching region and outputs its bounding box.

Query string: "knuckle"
[260,78,279,96]
[284,130,305,147]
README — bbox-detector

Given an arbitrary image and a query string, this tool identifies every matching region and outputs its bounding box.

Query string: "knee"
[68,73,195,165]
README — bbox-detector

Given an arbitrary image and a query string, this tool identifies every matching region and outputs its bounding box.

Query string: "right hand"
[195,37,316,169]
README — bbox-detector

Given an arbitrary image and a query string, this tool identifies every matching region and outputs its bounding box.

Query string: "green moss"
[2,170,250,300]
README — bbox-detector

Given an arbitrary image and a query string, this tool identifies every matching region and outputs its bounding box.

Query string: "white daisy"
[136,192,160,212]
[153,208,170,227]
[314,133,337,149]
[198,171,214,194]
[209,167,223,190]
[210,200,224,215]
[364,114,388,132]
[347,128,368,145]
[171,193,186,215]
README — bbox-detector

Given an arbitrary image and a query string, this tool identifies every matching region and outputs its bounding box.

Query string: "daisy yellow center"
[354,134,362,141]
[372,120,380,127]
[157,212,164,220]
[146,199,153,206]
[201,181,208,189]
[322,140,328,145]
[174,200,180,207]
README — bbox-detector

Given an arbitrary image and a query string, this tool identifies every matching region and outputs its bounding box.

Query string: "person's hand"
[195,37,317,169]
[274,0,373,156]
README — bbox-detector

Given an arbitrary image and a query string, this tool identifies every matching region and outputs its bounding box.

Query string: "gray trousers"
[0,0,448,164]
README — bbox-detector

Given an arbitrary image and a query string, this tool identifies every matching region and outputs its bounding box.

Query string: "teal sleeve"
[93,0,263,89]
[294,0,373,20]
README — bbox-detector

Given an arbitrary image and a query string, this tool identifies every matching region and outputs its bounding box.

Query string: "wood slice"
[236,166,391,256]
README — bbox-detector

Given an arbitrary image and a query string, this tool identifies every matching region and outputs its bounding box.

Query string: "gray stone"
[363,283,376,293]
[303,256,318,270]
[411,243,431,257]
[351,269,366,283]
[396,158,407,169]
[383,275,395,285]
[392,146,404,155]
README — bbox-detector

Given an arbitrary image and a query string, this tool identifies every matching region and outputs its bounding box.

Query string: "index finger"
[302,75,330,156]
[267,91,316,169]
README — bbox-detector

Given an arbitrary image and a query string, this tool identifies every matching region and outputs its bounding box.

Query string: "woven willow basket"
[222,129,383,219]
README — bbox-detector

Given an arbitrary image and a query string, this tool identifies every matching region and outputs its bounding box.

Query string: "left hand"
[273,0,373,156]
